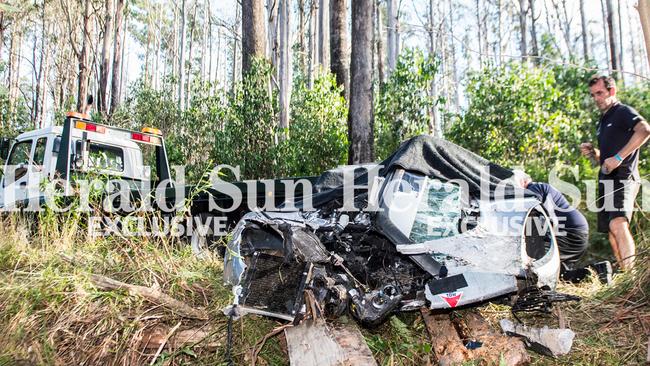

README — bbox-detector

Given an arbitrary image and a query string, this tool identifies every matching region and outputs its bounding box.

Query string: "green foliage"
[0,86,32,137]
[217,61,348,179]
[446,62,596,181]
[111,58,347,181]
[375,49,440,160]
[279,73,348,176]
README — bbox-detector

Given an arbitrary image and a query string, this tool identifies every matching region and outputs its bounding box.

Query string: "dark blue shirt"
[527,182,588,232]
[597,103,645,180]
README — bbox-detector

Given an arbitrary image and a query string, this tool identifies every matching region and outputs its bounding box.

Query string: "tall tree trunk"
[348,0,374,164]
[639,0,650,75]
[617,0,624,78]
[152,6,159,89]
[34,4,49,128]
[529,0,539,62]
[186,3,198,108]
[428,0,437,136]
[110,0,125,112]
[8,19,23,119]
[0,12,5,60]
[329,0,349,100]
[628,1,639,80]
[600,0,611,70]
[298,0,307,76]
[98,0,114,114]
[579,0,589,61]
[278,0,292,131]
[266,0,279,70]
[178,0,188,110]
[605,0,621,80]
[208,6,214,84]
[77,0,94,113]
[448,0,459,112]
[375,0,384,84]
[308,0,317,87]
[475,0,482,65]
[201,0,209,82]
[386,0,397,74]
[172,5,179,79]
[518,0,528,60]
[496,0,502,63]
[231,5,241,94]
[241,0,267,75]
[318,0,330,69]
[214,28,222,84]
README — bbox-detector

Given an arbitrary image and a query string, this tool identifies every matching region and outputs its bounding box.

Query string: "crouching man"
[516,174,589,268]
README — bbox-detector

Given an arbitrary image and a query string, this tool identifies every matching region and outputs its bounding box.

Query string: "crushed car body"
[223,136,563,325]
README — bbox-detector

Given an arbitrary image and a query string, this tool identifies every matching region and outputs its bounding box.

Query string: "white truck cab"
[0,112,171,209]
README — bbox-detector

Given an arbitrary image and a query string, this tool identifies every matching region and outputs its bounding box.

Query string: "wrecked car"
[223,136,569,326]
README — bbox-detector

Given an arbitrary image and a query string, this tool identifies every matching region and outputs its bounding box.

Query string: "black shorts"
[597,178,640,233]
[555,229,589,265]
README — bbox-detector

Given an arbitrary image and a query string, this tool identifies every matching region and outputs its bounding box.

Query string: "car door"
[25,137,49,201]
[2,139,34,207]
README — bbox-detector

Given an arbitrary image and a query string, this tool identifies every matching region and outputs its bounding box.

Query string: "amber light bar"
[75,121,106,133]
[131,132,161,146]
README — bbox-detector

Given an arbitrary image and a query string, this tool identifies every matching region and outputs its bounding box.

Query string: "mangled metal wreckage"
[223,136,568,325]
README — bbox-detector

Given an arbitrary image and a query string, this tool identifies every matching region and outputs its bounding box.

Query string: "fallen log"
[90,273,209,320]
[420,308,530,366]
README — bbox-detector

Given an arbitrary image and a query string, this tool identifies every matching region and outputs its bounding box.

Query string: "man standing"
[580,75,650,270]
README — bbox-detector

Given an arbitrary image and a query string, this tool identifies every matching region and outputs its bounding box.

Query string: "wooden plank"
[285,320,377,366]
[330,322,377,366]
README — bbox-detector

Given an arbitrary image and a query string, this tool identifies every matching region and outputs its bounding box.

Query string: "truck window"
[8,140,33,166]
[88,143,124,172]
[34,137,47,166]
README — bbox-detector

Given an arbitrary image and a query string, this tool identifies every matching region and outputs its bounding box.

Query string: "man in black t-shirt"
[580,75,650,270]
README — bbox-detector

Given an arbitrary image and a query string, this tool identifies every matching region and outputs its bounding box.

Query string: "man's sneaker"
[589,261,613,285]
[560,267,590,283]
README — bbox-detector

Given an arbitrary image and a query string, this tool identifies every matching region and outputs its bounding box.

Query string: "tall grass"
[0,202,647,365]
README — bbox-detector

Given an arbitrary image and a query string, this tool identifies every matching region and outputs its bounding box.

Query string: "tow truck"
[0,112,316,253]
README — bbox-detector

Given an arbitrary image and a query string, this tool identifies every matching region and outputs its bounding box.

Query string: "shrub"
[375,49,440,159]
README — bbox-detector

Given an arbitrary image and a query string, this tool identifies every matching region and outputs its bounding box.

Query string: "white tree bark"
[308,0,317,87]
[375,0,384,84]
[178,0,187,110]
[638,0,650,75]
[386,0,398,74]
[318,0,330,69]
[266,0,279,71]
[579,0,589,60]
[278,0,292,131]
[428,0,437,136]
[99,0,114,113]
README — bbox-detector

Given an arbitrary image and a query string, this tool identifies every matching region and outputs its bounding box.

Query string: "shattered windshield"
[383,170,461,241]
[410,180,461,242]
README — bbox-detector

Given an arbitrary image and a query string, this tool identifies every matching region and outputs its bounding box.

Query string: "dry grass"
[0,208,648,365]
[0,211,263,365]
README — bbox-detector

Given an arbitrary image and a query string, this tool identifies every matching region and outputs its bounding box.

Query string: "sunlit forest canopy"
[0,0,648,180]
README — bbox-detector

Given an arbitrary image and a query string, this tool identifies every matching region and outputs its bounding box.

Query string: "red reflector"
[131,133,150,143]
